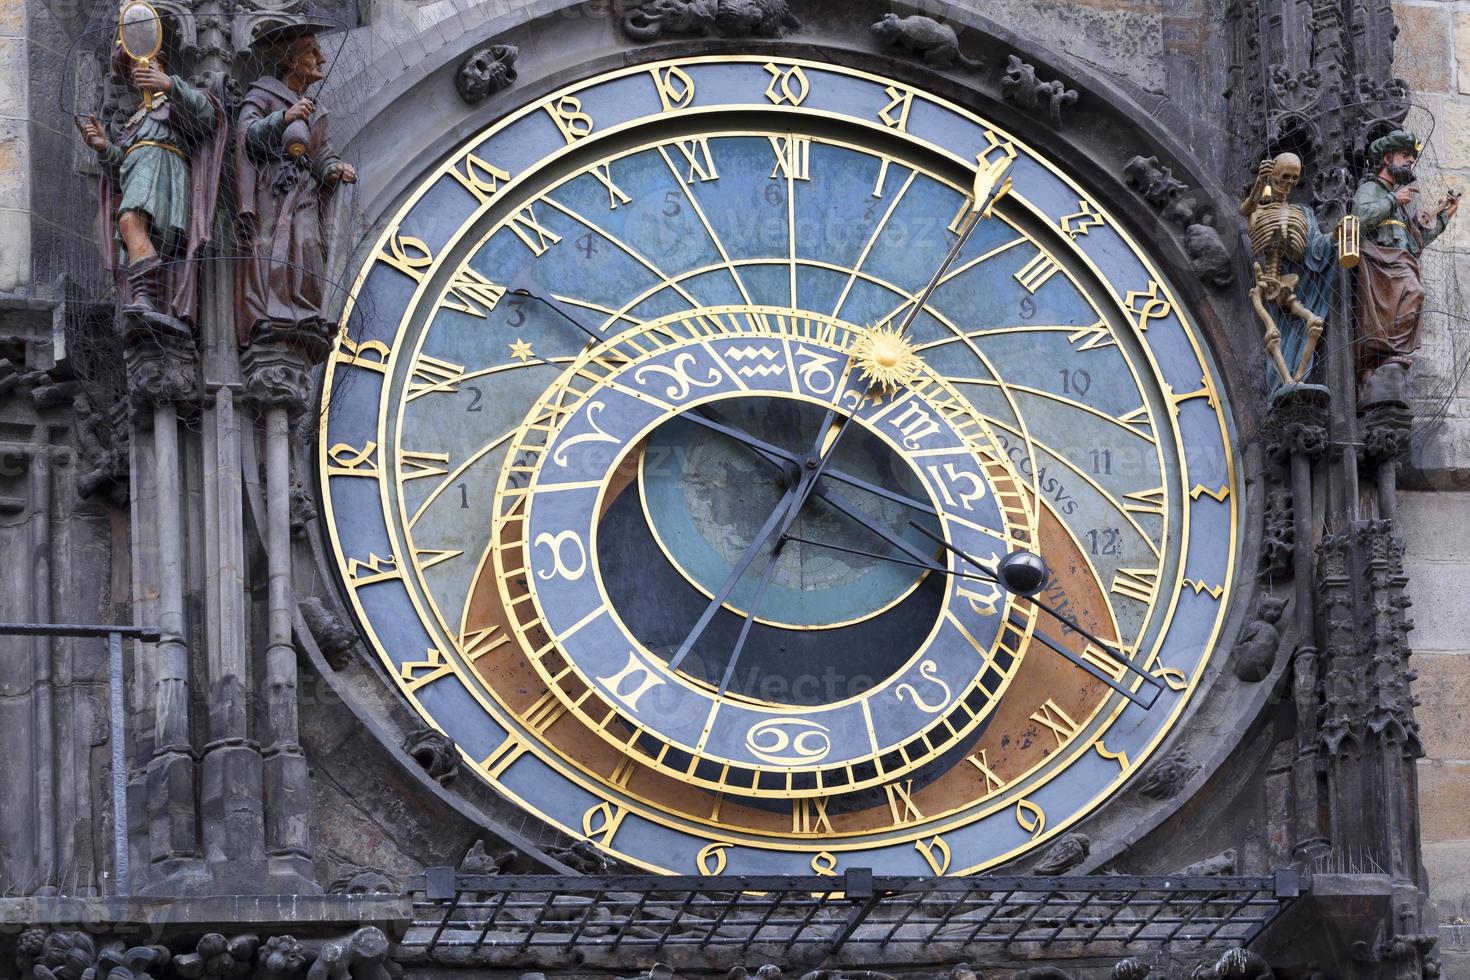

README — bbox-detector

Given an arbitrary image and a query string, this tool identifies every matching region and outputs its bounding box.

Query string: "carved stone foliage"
[1033,832,1090,875]
[1361,402,1412,464]
[1233,595,1287,681]
[1260,487,1294,581]
[124,331,199,409]
[242,341,314,417]
[1122,156,1233,288]
[14,927,400,980]
[869,15,981,71]
[620,0,799,42]
[1136,749,1199,801]
[328,869,401,895]
[455,44,518,105]
[1000,54,1077,125]
[402,726,459,784]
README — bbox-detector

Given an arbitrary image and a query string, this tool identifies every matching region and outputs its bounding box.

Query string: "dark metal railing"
[0,622,160,896]
[405,869,1303,961]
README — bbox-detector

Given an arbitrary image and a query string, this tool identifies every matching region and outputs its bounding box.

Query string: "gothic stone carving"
[238,25,357,353]
[620,0,800,42]
[869,15,981,71]
[1122,155,1233,288]
[329,869,401,894]
[1033,832,1090,875]
[299,596,358,669]
[1240,153,1336,387]
[14,927,399,980]
[73,392,130,504]
[1136,749,1198,800]
[1260,486,1294,580]
[1000,54,1077,125]
[124,328,199,408]
[402,726,459,784]
[1111,960,1151,980]
[456,44,518,104]
[1178,848,1238,876]
[242,340,315,416]
[1190,948,1274,979]
[1233,596,1287,681]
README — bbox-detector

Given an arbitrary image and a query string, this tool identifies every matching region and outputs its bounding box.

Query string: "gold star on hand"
[508,339,534,362]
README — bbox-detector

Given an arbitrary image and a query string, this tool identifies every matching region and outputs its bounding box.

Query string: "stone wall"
[1394,1,1470,965]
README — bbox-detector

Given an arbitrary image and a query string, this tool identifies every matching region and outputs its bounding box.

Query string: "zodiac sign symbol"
[794,345,838,394]
[745,717,831,765]
[551,400,619,467]
[533,529,587,581]
[633,353,723,400]
[894,660,951,713]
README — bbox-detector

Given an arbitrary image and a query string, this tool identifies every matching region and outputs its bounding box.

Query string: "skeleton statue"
[1240,153,1336,388]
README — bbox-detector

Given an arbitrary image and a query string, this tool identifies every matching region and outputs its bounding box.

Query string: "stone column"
[242,337,321,892]
[1267,392,1330,865]
[124,327,206,892]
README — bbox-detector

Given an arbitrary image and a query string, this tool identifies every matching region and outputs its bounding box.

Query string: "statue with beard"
[1352,130,1459,390]
[237,22,357,352]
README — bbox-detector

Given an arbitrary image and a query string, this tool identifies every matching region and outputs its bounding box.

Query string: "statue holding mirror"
[237,21,357,353]
[74,0,225,339]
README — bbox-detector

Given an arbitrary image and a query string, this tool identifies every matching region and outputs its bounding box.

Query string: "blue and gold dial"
[319,57,1238,875]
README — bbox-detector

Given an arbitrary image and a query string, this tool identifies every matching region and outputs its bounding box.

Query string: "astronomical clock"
[319,57,1237,877]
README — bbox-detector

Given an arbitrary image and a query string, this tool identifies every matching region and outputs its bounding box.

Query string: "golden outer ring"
[316,56,1238,870]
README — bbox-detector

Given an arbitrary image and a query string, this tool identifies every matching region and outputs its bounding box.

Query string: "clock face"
[319,57,1239,876]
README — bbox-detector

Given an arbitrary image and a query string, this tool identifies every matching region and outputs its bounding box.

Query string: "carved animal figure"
[1241,153,1326,385]
[621,0,799,41]
[1033,831,1091,875]
[1000,54,1077,124]
[870,14,981,70]
[1232,596,1286,681]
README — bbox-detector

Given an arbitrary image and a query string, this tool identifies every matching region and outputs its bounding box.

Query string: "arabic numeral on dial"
[662,190,681,217]
[1019,296,1036,320]
[1090,448,1110,474]
[1085,528,1121,556]
[576,233,598,258]
[466,386,483,412]
[1059,368,1092,397]
[764,183,784,206]
[507,300,526,327]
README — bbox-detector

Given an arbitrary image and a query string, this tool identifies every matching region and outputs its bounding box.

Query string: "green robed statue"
[75,19,225,336]
[1352,130,1459,387]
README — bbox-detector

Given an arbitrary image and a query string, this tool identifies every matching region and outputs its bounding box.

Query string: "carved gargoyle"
[455,43,518,105]
[1033,832,1091,875]
[402,726,459,784]
[1000,54,1077,124]
[1232,596,1287,681]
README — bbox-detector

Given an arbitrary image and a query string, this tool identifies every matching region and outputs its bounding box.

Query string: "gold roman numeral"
[792,796,834,834]
[1015,252,1061,293]
[438,266,505,318]
[406,353,466,399]
[346,553,399,588]
[768,135,811,181]
[967,749,1005,793]
[507,204,562,256]
[672,138,719,182]
[1067,320,1114,351]
[460,625,510,663]
[1111,567,1160,604]
[400,449,450,481]
[589,162,631,209]
[1030,699,1081,748]
[884,780,925,824]
[1123,486,1166,517]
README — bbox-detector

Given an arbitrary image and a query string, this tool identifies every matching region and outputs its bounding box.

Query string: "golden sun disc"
[853,323,921,391]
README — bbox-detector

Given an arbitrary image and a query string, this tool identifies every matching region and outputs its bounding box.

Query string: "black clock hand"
[665,479,802,673]
[906,521,1164,708]
[685,407,937,516]
[715,542,783,697]
[774,171,994,549]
